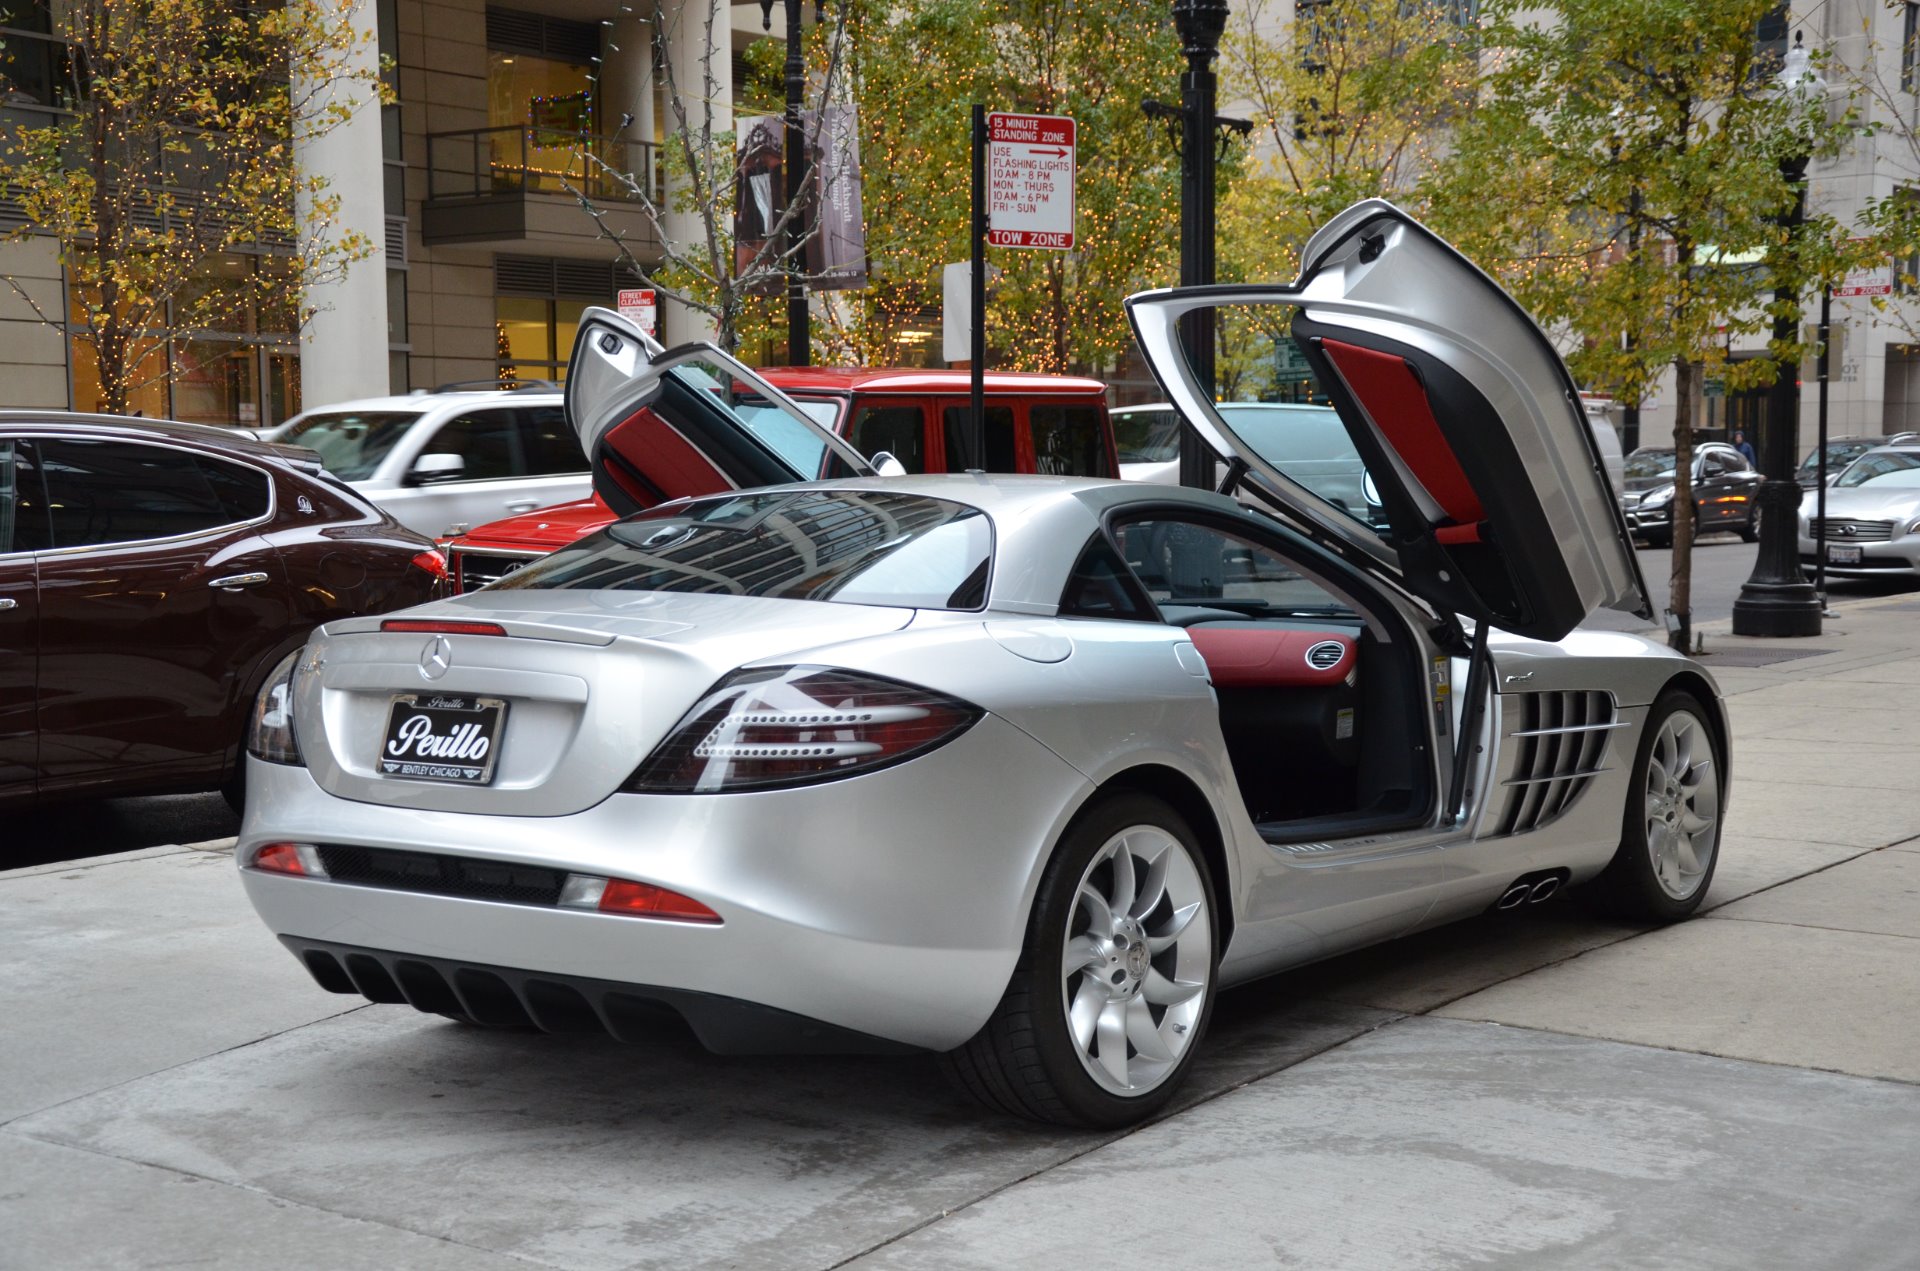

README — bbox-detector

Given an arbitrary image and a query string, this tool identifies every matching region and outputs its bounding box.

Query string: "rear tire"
[1586,689,1723,923]
[943,793,1218,1129]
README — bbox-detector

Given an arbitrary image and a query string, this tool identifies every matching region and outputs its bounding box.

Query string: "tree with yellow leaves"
[0,0,384,415]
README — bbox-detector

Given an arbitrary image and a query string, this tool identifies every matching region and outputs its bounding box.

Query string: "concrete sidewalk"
[4,596,1919,1270]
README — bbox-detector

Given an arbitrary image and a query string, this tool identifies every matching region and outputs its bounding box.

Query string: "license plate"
[379,694,506,784]
[1827,544,1863,565]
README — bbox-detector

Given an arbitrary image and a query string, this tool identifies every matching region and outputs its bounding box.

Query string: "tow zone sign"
[987,113,1076,250]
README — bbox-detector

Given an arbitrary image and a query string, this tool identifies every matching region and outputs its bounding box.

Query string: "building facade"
[0,0,768,425]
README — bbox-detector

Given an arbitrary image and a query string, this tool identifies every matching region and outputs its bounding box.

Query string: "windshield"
[1625,451,1678,479]
[490,490,993,609]
[1112,408,1182,464]
[277,411,421,480]
[1837,450,1920,488]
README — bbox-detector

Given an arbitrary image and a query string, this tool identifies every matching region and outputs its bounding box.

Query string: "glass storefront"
[66,252,303,427]
[497,296,589,383]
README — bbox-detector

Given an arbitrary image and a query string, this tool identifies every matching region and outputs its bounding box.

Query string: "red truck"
[444,366,1116,592]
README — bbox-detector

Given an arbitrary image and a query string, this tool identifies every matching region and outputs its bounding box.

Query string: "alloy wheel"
[1059,825,1211,1097]
[1643,708,1719,900]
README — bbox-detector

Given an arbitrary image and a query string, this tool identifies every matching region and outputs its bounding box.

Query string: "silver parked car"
[266,386,589,538]
[1798,444,1920,576]
[236,203,1726,1128]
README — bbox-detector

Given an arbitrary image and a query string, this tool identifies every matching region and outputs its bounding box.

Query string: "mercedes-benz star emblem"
[419,635,453,681]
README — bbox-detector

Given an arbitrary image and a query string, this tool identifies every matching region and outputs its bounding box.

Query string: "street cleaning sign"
[986,112,1076,250]
[617,287,657,336]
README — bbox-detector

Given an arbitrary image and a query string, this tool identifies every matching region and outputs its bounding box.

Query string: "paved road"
[1584,530,1919,633]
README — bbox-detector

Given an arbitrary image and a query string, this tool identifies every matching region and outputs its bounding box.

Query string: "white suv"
[265,385,590,537]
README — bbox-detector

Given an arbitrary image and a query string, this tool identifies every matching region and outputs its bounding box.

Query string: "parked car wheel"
[1739,505,1761,543]
[944,793,1217,1128]
[1587,689,1723,923]
[1642,527,1672,548]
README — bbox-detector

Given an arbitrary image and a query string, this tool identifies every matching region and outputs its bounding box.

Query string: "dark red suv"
[0,413,446,809]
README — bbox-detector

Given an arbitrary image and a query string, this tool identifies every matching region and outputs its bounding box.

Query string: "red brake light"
[380,619,506,636]
[599,879,722,923]
[411,550,449,580]
[627,666,981,793]
[249,842,326,876]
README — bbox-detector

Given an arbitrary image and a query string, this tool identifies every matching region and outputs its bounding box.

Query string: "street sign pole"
[969,104,986,471]
[1815,282,1832,611]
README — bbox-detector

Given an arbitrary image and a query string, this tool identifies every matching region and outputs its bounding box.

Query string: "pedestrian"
[1733,429,1757,466]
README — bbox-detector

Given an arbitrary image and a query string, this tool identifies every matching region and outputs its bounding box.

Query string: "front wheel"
[1586,690,1724,922]
[1738,505,1761,543]
[944,793,1218,1128]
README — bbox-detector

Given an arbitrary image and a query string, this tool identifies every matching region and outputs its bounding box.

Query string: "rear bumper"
[237,715,1093,1051]
[283,936,918,1054]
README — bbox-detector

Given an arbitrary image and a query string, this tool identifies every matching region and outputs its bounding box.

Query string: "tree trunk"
[1668,357,1698,653]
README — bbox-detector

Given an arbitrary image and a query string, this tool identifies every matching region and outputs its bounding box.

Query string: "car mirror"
[406,452,465,486]
[869,450,909,477]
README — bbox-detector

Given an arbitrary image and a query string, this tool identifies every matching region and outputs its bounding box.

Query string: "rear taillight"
[380,619,506,636]
[246,650,305,766]
[249,842,328,876]
[557,874,721,923]
[626,666,982,793]
[411,550,448,581]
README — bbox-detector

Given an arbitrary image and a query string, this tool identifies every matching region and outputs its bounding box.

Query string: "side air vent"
[1304,640,1346,671]
[1494,690,1621,836]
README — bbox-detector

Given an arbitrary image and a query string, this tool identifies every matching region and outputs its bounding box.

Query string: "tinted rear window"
[1030,405,1110,476]
[492,490,993,610]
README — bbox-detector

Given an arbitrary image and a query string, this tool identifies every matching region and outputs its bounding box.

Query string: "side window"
[1112,515,1354,616]
[1030,404,1109,476]
[941,405,1017,472]
[518,406,588,476]
[36,440,238,548]
[196,457,272,521]
[421,411,521,481]
[848,404,927,472]
[1058,537,1155,621]
[1702,452,1729,476]
[1,440,53,554]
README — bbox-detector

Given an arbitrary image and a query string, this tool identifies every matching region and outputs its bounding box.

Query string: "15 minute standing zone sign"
[987,113,1076,250]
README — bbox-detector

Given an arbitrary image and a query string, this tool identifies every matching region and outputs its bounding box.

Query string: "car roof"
[290,391,562,417]
[760,367,1108,396]
[0,410,307,462]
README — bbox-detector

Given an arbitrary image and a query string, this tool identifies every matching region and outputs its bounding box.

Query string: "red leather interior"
[1319,338,1486,544]
[600,408,730,507]
[1185,628,1356,688]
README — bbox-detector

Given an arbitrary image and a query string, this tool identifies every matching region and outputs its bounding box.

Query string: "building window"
[493,256,638,384]
[1904,2,1920,94]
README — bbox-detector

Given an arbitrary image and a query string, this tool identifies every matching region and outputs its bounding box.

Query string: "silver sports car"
[1797,444,1920,576]
[237,203,1728,1128]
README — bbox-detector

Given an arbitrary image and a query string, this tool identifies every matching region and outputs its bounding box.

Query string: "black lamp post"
[759,0,814,366]
[1731,33,1822,637]
[1170,0,1229,489]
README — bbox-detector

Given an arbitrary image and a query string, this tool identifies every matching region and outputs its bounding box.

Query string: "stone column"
[294,0,389,406]
[658,0,730,345]
[602,14,658,196]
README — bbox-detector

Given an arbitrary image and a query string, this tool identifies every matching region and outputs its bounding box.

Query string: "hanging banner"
[733,104,868,292]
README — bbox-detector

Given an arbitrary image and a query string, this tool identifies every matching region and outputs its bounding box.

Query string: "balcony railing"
[426,126,660,206]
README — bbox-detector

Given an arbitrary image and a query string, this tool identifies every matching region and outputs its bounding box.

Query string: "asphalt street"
[4,591,1920,1268]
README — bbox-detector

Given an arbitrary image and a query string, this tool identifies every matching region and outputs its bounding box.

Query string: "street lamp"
[1169,0,1229,488]
[1731,31,1823,637]
[758,0,820,366]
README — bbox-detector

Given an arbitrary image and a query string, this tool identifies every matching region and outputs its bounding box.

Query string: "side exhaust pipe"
[1527,877,1561,904]
[1496,883,1532,910]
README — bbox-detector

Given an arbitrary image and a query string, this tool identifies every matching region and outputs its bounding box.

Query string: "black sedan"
[1619,443,1761,546]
